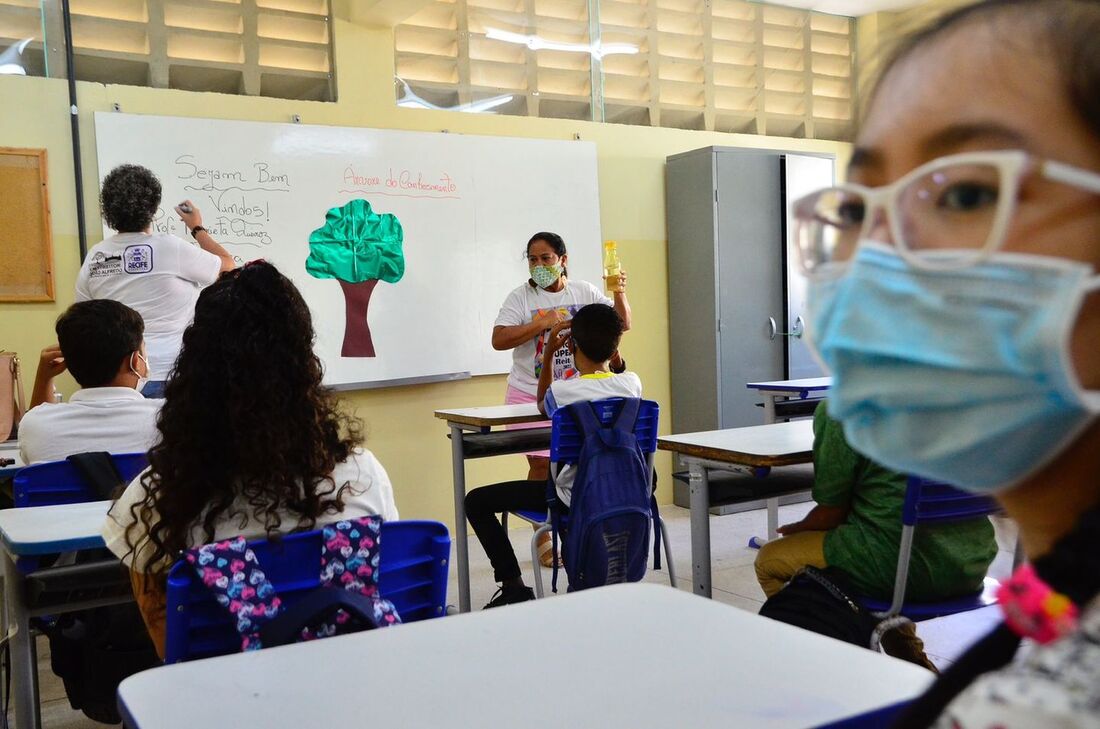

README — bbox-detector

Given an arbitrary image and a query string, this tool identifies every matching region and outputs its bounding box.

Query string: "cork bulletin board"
[0,147,54,301]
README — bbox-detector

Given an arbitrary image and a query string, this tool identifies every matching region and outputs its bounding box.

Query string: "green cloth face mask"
[530,264,563,289]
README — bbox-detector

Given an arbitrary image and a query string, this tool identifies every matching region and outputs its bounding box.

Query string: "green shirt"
[813,402,998,601]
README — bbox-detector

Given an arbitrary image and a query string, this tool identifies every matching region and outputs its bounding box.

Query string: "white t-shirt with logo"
[18,387,161,464]
[493,280,613,395]
[102,448,400,573]
[75,232,222,380]
[543,371,643,505]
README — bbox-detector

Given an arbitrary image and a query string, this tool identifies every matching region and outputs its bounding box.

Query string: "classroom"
[0,0,1097,727]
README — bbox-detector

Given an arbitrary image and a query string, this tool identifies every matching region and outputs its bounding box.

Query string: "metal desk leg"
[762,394,777,425]
[449,425,472,613]
[688,461,712,598]
[766,497,779,540]
[4,550,39,729]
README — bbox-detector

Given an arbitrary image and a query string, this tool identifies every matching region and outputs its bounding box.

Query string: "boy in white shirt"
[19,300,161,464]
[465,303,642,608]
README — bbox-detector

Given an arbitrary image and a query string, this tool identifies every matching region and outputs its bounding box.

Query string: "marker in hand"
[177,201,192,214]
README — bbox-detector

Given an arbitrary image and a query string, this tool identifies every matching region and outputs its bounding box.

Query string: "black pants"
[465,480,552,583]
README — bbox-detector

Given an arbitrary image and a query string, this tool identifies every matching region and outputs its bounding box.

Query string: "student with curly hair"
[100,261,398,656]
[77,164,236,397]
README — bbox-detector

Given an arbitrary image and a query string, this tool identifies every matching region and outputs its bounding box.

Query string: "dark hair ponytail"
[526,231,568,286]
[893,505,1100,728]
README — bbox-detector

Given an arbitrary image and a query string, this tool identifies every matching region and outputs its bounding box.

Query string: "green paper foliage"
[306,199,405,284]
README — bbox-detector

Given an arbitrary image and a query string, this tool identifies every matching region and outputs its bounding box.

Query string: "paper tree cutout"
[306,199,405,357]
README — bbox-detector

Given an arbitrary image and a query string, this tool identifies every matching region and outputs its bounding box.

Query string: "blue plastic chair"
[13,453,149,507]
[859,477,1002,644]
[164,519,450,663]
[503,397,675,597]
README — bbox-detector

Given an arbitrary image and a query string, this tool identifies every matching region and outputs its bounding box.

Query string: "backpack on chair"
[552,398,657,592]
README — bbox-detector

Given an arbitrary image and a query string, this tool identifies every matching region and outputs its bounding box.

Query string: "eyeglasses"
[792,150,1100,279]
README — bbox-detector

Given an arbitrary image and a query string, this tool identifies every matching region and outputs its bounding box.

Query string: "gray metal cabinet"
[667,147,834,434]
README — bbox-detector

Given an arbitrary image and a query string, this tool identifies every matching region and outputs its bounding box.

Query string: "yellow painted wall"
[0,18,851,533]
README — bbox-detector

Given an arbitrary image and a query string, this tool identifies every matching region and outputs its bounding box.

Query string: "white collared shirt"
[18,387,161,465]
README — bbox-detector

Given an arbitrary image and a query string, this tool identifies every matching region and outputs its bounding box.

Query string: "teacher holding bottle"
[491,232,631,562]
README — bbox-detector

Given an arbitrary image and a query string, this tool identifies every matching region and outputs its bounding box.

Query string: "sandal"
[536,531,561,568]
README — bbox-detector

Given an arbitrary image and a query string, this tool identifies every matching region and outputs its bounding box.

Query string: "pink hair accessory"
[997,563,1079,644]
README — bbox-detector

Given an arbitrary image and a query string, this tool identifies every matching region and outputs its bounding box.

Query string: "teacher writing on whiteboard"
[492,231,632,474]
[76,164,236,398]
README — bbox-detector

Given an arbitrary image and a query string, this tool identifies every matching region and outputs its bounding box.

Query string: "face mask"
[805,241,1100,493]
[530,264,563,289]
[130,352,149,393]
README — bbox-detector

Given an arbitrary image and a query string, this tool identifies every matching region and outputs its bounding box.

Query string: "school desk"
[434,404,550,612]
[0,500,127,729]
[658,420,815,598]
[746,377,832,424]
[117,583,933,729]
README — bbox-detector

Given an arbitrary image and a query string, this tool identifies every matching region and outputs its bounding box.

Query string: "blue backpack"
[552,398,660,592]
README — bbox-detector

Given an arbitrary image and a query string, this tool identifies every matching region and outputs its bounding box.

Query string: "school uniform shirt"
[101,448,399,574]
[494,280,612,395]
[75,232,222,380]
[18,387,161,465]
[544,371,643,506]
[812,402,997,601]
[933,598,1100,729]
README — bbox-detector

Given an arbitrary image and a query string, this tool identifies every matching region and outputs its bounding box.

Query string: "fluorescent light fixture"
[395,77,514,114]
[484,28,638,60]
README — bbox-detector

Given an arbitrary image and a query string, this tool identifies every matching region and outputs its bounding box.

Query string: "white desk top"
[0,500,109,556]
[746,377,832,392]
[434,403,548,428]
[658,420,814,467]
[119,583,931,729]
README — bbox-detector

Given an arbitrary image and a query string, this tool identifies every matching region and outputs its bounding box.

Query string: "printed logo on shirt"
[86,251,124,278]
[123,244,153,274]
[533,305,581,382]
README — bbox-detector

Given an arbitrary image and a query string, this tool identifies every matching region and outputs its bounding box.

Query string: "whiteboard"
[92,113,602,388]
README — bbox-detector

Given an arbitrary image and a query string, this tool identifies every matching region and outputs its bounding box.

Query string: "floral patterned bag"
[183,516,401,652]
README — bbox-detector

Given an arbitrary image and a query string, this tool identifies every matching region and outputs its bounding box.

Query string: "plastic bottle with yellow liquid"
[603,240,623,293]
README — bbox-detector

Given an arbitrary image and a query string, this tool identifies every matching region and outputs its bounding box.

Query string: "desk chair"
[164,519,450,663]
[13,452,149,507]
[4,452,152,717]
[860,477,1004,649]
[502,398,675,598]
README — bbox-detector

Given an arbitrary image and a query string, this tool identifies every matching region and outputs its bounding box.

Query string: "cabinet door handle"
[768,316,804,340]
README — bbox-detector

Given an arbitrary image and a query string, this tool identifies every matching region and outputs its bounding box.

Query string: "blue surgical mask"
[805,241,1100,493]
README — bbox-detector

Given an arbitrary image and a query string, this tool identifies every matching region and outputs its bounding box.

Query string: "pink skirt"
[505,384,549,458]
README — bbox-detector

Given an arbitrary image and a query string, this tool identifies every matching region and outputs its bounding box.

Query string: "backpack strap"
[317,517,401,631]
[611,397,641,435]
[183,536,283,652]
[259,587,384,648]
[568,399,603,437]
[651,493,662,571]
[66,452,126,500]
[569,398,643,443]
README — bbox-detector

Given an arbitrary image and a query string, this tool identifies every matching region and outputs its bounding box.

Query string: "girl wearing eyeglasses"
[792,1,1100,727]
